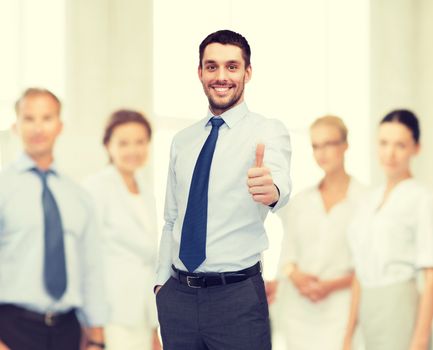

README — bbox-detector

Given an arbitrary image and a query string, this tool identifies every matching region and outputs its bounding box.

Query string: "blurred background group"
[1,1,433,349]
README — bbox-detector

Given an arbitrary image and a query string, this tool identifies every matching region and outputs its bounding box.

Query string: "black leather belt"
[171,262,261,288]
[0,304,76,327]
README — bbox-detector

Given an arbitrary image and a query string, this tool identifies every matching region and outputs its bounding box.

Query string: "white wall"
[370,0,433,189]
[1,1,431,182]
[0,0,66,166]
[59,0,154,182]
[414,0,433,189]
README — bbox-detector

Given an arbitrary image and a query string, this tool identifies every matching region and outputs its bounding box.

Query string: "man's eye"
[228,65,237,70]
[207,65,216,71]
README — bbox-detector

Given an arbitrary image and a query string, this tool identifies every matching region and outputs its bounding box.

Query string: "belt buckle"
[186,276,202,288]
[45,312,55,326]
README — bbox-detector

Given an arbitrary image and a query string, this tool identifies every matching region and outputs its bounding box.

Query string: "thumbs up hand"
[247,144,279,206]
[255,143,265,168]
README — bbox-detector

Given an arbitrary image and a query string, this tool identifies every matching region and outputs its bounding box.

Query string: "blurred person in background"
[274,116,364,349]
[0,88,106,350]
[84,110,161,350]
[344,110,433,350]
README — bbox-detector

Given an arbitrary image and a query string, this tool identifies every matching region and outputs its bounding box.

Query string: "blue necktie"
[33,168,67,300]
[179,117,225,272]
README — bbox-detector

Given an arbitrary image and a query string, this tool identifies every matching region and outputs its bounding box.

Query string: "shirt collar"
[203,101,249,129]
[14,152,59,175]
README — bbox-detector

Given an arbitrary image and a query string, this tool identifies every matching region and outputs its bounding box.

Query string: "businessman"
[155,30,292,350]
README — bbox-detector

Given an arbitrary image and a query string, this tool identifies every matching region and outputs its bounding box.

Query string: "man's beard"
[205,81,245,114]
[208,93,242,113]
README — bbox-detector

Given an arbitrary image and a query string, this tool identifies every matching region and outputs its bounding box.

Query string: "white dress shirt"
[275,178,364,350]
[0,153,107,326]
[84,166,158,327]
[156,102,292,285]
[348,178,433,288]
[278,177,364,279]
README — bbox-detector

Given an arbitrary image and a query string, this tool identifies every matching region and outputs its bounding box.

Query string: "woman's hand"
[290,268,319,297]
[305,280,332,302]
[291,268,353,303]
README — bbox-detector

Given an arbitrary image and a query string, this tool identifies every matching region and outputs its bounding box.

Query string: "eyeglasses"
[311,140,345,151]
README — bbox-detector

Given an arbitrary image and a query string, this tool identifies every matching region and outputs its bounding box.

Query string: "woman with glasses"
[276,116,364,349]
[344,110,433,350]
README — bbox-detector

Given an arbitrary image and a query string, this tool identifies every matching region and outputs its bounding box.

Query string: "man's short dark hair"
[15,88,62,115]
[199,30,251,68]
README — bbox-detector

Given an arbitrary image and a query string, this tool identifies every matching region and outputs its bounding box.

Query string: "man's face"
[198,43,251,115]
[14,94,63,159]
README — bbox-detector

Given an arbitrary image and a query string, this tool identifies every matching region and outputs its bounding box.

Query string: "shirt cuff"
[268,185,280,208]
[155,266,172,289]
[270,176,291,213]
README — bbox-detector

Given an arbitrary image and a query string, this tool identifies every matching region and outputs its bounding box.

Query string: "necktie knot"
[210,117,225,129]
[31,168,52,185]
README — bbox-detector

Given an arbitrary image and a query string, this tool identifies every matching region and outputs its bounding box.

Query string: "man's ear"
[198,65,203,81]
[343,141,348,152]
[244,65,252,84]
[58,120,64,135]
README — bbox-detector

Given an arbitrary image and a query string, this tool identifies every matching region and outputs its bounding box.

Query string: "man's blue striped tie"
[179,117,225,272]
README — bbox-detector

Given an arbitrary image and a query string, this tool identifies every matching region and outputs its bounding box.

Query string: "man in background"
[0,88,106,350]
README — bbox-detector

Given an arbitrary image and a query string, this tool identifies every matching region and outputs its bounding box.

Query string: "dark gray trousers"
[156,273,271,350]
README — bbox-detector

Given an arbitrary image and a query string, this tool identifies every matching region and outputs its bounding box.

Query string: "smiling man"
[0,88,106,350]
[155,30,292,349]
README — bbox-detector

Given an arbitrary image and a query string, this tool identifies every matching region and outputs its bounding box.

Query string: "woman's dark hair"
[380,109,420,144]
[103,109,152,146]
